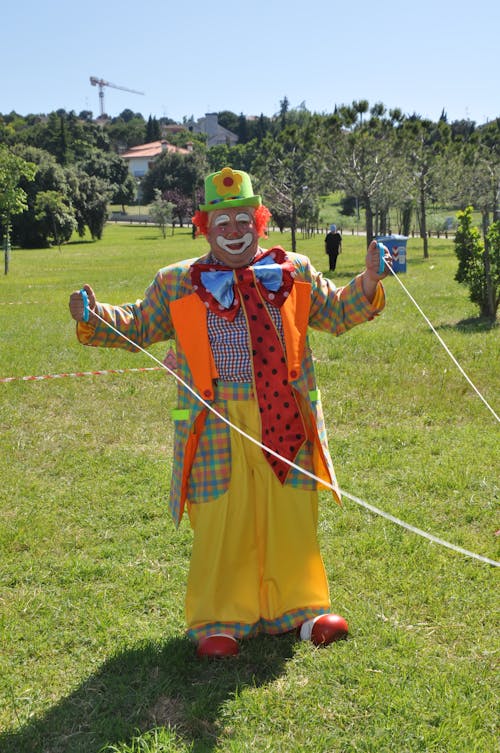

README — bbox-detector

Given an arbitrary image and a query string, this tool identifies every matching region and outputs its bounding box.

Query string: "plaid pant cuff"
[186,606,330,642]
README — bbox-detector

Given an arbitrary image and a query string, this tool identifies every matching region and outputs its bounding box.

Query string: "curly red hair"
[192,204,271,238]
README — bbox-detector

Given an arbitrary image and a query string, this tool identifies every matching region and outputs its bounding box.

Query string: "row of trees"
[1,110,173,159]
[0,98,304,157]
[1,101,499,316]
[3,102,498,246]
[0,143,136,249]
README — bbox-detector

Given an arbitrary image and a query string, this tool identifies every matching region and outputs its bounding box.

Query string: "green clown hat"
[199,167,262,212]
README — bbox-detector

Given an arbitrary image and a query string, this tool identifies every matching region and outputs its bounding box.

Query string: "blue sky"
[2,0,498,126]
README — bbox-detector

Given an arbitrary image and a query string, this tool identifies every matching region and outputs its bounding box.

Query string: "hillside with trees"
[1,101,499,316]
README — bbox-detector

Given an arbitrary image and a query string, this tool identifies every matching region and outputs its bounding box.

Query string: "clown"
[69,167,390,657]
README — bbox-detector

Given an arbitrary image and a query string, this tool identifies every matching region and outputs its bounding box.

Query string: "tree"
[353,99,369,124]
[253,113,272,143]
[77,148,136,209]
[206,139,261,175]
[146,115,161,142]
[253,122,325,251]
[217,110,239,135]
[399,117,451,258]
[206,143,231,172]
[32,111,69,164]
[117,109,138,123]
[279,96,290,129]
[323,111,399,241]
[78,110,93,122]
[113,173,137,212]
[140,151,206,204]
[485,220,500,318]
[34,190,76,249]
[67,169,111,240]
[105,113,146,150]
[163,188,194,227]
[14,110,111,164]
[447,122,500,315]
[10,145,73,247]
[148,189,175,238]
[0,146,36,273]
[453,129,500,238]
[454,206,499,320]
[476,119,500,222]
[237,113,249,144]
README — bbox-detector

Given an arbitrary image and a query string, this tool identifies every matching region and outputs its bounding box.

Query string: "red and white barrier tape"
[0,366,162,384]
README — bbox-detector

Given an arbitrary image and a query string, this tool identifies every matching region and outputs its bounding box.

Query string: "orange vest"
[169,282,338,518]
[170,280,311,399]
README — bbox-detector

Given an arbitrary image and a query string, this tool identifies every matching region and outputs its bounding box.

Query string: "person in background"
[325,223,342,271]
[69,167,390,658]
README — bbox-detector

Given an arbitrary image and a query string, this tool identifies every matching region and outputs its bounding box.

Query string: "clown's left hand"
[361,240,391,302]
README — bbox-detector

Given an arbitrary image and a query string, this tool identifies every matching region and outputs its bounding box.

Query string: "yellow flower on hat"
[212,167,243,198]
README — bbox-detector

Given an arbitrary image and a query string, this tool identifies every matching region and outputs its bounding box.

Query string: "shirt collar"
[205,247,265,266]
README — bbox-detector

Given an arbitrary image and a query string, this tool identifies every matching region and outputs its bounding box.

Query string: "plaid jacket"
[77,247,385,525]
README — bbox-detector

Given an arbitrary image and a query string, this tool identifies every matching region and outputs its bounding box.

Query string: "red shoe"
[300,614,349,646]
[196,633,239,658]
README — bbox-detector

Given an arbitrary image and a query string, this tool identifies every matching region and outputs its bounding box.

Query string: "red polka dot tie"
[235,267,306,482]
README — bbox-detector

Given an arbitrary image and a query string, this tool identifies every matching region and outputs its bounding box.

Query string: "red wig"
[192,204,271,238]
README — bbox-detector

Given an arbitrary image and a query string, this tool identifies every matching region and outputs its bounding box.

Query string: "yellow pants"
[186,398,331,641]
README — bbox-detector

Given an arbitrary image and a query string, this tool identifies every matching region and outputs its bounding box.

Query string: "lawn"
[0,225,498,753]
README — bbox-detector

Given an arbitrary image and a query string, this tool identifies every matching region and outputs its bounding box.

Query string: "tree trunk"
[365,197,374,242]
[419,176,429,259]
[494,179,500,223]
[52,217,62,252]
[379,208,388,235]
[481,210,495,320]
[401,203,412,236]
[291,203,297,252]
[3,223,10,275]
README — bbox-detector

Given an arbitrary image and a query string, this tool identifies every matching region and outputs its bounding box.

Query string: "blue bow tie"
[200,256,283,309]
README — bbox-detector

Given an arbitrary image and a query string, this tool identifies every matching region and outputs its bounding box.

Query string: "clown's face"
[207,207,259,268]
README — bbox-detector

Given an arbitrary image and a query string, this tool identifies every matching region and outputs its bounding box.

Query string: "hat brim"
[200,195,262,212]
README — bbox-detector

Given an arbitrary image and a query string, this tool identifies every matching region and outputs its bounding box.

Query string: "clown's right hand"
[69,284,97,322]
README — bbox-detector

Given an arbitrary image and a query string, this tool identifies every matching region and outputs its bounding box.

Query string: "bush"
[454,206,500,320]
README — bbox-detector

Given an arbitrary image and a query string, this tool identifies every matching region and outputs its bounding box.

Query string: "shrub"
[454,206,499,320]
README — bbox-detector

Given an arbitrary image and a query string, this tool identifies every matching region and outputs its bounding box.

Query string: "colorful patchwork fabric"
[76,248,385,525]
[186,605,331,642]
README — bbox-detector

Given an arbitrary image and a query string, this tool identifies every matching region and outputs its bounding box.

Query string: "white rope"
[87,308,499,568]
[338,489,500,567]
[386,265,499,423]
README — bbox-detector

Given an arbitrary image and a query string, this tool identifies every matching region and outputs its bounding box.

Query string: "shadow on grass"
[0,633,296,753]
[438,315,498,334]
[119,233,191,242]
[135,235,171,242]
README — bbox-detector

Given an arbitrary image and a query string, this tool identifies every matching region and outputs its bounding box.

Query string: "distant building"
[188,112,238,147]
[161,123,187,138]
[120,139,191,178]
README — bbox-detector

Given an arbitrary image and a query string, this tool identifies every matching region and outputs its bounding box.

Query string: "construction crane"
[90,76,144,117]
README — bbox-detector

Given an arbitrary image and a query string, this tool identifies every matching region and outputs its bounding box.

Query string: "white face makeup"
[207,208,259,268]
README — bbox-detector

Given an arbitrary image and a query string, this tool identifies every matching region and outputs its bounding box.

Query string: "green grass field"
[0,226,498,752]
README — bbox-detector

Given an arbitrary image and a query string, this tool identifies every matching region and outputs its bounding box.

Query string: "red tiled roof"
[121,140,189,159]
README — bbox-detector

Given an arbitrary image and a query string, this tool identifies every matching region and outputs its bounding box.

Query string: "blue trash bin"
[375,234,408,273]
